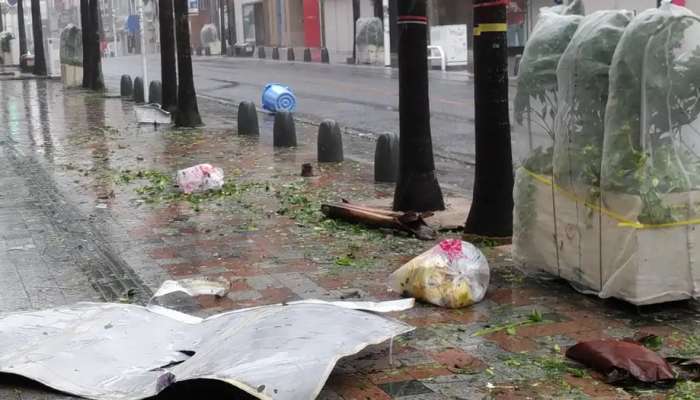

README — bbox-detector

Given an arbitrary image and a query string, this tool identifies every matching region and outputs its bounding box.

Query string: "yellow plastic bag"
[389,240,490,308]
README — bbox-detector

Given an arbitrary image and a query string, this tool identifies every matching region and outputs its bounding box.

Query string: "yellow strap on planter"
[473,23,508,37]
[521,168,700,230]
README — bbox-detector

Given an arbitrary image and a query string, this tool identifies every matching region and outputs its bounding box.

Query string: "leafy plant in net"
[602,5,700,224]
[554,11,633,193]
[0,32,14,53]
[60,24,82,66]
[200,24,218,47]
[514,11,582,141]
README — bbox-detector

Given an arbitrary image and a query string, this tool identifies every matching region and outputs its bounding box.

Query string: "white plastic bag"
[389,240,490,309]
[176,164,224,194]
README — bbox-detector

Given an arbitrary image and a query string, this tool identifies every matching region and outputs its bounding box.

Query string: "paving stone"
[378,380,434,397]
[226,290,262,301]
[246,274,283,290]
[270,272,331,299]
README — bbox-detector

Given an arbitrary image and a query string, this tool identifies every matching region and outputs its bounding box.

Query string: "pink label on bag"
[439,239,463,262]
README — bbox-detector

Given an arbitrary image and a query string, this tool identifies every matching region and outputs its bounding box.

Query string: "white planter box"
[61,64,83,87]
[512,168,559,275]
[513,166,700,305]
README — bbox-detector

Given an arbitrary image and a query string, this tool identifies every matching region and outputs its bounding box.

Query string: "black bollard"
[303,48,312,62]
[149,80,163,104]
[237,101,260,136]
[321,48,330,64]
[374,133,399,183]
[317,120,344,163]
[273,111,297,147]
[204,46,211,56]
[120,75,133,97]
[287,47,295,61]
[258,46,266,59]
[133,77,145,103]
[272,47,280,60]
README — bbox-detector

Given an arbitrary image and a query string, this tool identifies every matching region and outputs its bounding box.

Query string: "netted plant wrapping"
[594,3,700,304]
[0,32,14,54]
[512,6,583,271]
[602,4,700,225]
[200,24,218,47]
[60,24,83,66]
[513,4,583,152]
[554,10,633,190]
[549,10,633,293]
[515,3,700,305]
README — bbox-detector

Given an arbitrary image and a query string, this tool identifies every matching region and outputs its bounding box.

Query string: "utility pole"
[464,0,513,239]
[393,0,445,212]
[382,0,390,67]
[138,0,148,101]
[111,0,118,56]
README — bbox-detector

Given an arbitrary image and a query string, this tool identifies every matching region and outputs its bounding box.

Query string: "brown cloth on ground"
[566,340,675,383]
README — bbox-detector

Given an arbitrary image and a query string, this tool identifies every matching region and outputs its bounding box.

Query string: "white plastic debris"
[389,239,490,308]
[0,300,413,400]
[151,278,230,299]
[135,104,172,125]
[176,164,224,194]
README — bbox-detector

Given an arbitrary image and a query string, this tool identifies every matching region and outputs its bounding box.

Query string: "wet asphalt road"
[102,54,539,171]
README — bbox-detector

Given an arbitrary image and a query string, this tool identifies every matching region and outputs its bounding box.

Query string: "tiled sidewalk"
[0,80,698,399]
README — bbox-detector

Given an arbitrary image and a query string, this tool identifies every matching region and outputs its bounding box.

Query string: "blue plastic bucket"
[262,83,297,113]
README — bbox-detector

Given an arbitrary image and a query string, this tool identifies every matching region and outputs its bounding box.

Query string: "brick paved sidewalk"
[0,79,698,399]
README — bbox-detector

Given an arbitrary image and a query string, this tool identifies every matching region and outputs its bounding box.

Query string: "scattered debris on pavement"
[135,104,172,125]
[151,278,231,299]
[565,339,676,383]
[175,164,225,194]
[389,239,490,308]
[321,200,436,240]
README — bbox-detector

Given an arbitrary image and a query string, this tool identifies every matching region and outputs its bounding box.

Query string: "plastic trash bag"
[176,164,224,194]
[389,240,489,308]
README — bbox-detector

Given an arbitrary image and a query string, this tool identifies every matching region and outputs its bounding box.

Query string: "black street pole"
[17,0,28,71]
[219,0,226,54]
[227,0,236,45]
[464,0,513,239]
[351,0,359,63]
[393,0,445,212]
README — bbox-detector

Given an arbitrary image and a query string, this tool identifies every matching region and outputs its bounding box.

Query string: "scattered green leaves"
[639,335,664,352]
[668,381,700,400]
[116,169,265,210]
[474,309,547,337]
[501,353,587,379]
[676,335,700,359]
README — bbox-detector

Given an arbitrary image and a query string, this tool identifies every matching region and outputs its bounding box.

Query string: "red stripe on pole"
[473,0,509,8]
[398,16,429,22]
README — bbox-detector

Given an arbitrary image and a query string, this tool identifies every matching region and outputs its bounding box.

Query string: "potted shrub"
[60,24,83,87]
